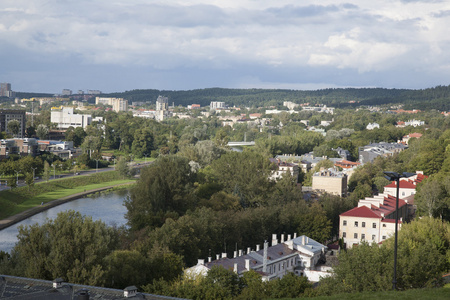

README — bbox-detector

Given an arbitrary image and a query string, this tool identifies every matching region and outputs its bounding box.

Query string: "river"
[0,189,130,253]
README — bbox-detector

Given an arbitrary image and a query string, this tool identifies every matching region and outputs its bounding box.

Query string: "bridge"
[227,141,256,147]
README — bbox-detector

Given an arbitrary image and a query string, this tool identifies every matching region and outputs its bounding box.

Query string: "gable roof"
[384,180,417,189]
[340,205,381,219]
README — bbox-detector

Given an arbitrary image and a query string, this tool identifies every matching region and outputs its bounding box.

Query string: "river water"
[0,190,130,253]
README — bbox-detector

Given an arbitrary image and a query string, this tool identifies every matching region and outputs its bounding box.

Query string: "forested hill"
[101,85,450,110]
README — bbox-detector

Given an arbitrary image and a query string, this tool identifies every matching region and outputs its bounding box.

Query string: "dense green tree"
[9,210,119,286]
[207,151,275,206]
[7,119,20,136]
[126,155,197,230]
[65,126,86,147]
[35,124,49,140]
[131,127,155,158]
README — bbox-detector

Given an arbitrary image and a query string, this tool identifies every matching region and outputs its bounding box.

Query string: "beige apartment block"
[339,194,408,248]
[312,168,347,196]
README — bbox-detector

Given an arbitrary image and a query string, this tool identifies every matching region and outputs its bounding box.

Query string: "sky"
[1,0,450,94]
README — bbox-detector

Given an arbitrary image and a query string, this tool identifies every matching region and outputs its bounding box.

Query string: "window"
[343,232,346,238]
[372,234,376,240]
[343,220,347,226]
[362,222,366,228]
[373,223,376,228]
[382,236,386,240]
[361,234,365,240]
[354,233,358,239]
[383,224,386,227]
[354,221,358,227]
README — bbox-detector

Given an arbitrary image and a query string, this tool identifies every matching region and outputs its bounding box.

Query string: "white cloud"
[1,0,450,92]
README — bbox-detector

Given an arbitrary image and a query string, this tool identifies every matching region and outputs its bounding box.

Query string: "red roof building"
[339,194,408,249]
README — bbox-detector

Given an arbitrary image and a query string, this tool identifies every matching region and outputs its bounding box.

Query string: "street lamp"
[383,171,416,290]
[15,170,20,186]
[52,164,56,180]
[95,159,100,173]
[31,167,37,183]
[144,153,148,163]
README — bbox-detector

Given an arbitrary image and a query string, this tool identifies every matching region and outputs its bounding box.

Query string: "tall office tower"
[156,95,169,111]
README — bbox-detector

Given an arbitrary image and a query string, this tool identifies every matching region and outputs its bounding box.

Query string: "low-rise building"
[51,107,93,129]
[269,158,299,182]
[366,122,380,130]
[0,138,38,158]
[312,168,347,196]
[339,193,408,248]
[358,142,407,164]
[399,132,423,145]
[185,234,331,282]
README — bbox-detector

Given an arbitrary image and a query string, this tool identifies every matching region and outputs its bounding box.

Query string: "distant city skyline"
[1,1,450,94]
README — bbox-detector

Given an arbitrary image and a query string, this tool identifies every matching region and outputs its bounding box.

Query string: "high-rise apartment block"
[156,95,169,111]
[0,109,26,138]
[210,101,226,110]
[62,89,72,96]
[95,97,128,112]
[0,83,14,97]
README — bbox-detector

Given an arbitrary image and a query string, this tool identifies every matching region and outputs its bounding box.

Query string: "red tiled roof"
[408,132,422,138]
[340,206,382,219]
[381,218,403,224]
[384,180,416,189]
[415,173,427,183]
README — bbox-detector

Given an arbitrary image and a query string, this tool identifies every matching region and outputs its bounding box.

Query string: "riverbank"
[0,181,135,230]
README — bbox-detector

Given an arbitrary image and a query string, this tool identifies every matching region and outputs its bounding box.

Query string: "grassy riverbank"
[0,171,135,219]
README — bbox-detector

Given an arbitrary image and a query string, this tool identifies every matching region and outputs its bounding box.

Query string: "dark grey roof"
[0,275,186,300]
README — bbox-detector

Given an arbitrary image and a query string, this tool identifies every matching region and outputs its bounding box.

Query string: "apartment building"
[95,97,128,112]
[0,109,26,138]
[312,168,348,196]
[339,193,408,248]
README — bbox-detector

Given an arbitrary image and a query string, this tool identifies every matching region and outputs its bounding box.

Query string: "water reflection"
[0,190,129,253]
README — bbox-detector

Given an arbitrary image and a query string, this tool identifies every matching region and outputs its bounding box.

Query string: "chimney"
[239,249,243,256]
[197,259,204,266]
[306,237,309,243]
[286,239,294,250]
[302,236,305,245]
[216,254,220,260]
[124,286,138,298]
[247,247,251,254]
[287,234,291,241]
[256,244,260,251]
[263,240,268,273]
[208,257,212,263]
[53,278,64,289]
[77,289,90,300]
[281,234,285,243]
[245,259,250,271]
[234,263,238,273]
[222,252,227,259]
[233,251,237,258]
[272,234,278,246]
[294,233,297,239]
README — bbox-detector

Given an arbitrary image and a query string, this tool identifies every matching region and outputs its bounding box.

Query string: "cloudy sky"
[1,0,450,94]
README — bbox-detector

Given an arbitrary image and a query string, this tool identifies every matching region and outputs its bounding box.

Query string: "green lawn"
[0,171,135,219]
[9,179,134,215]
